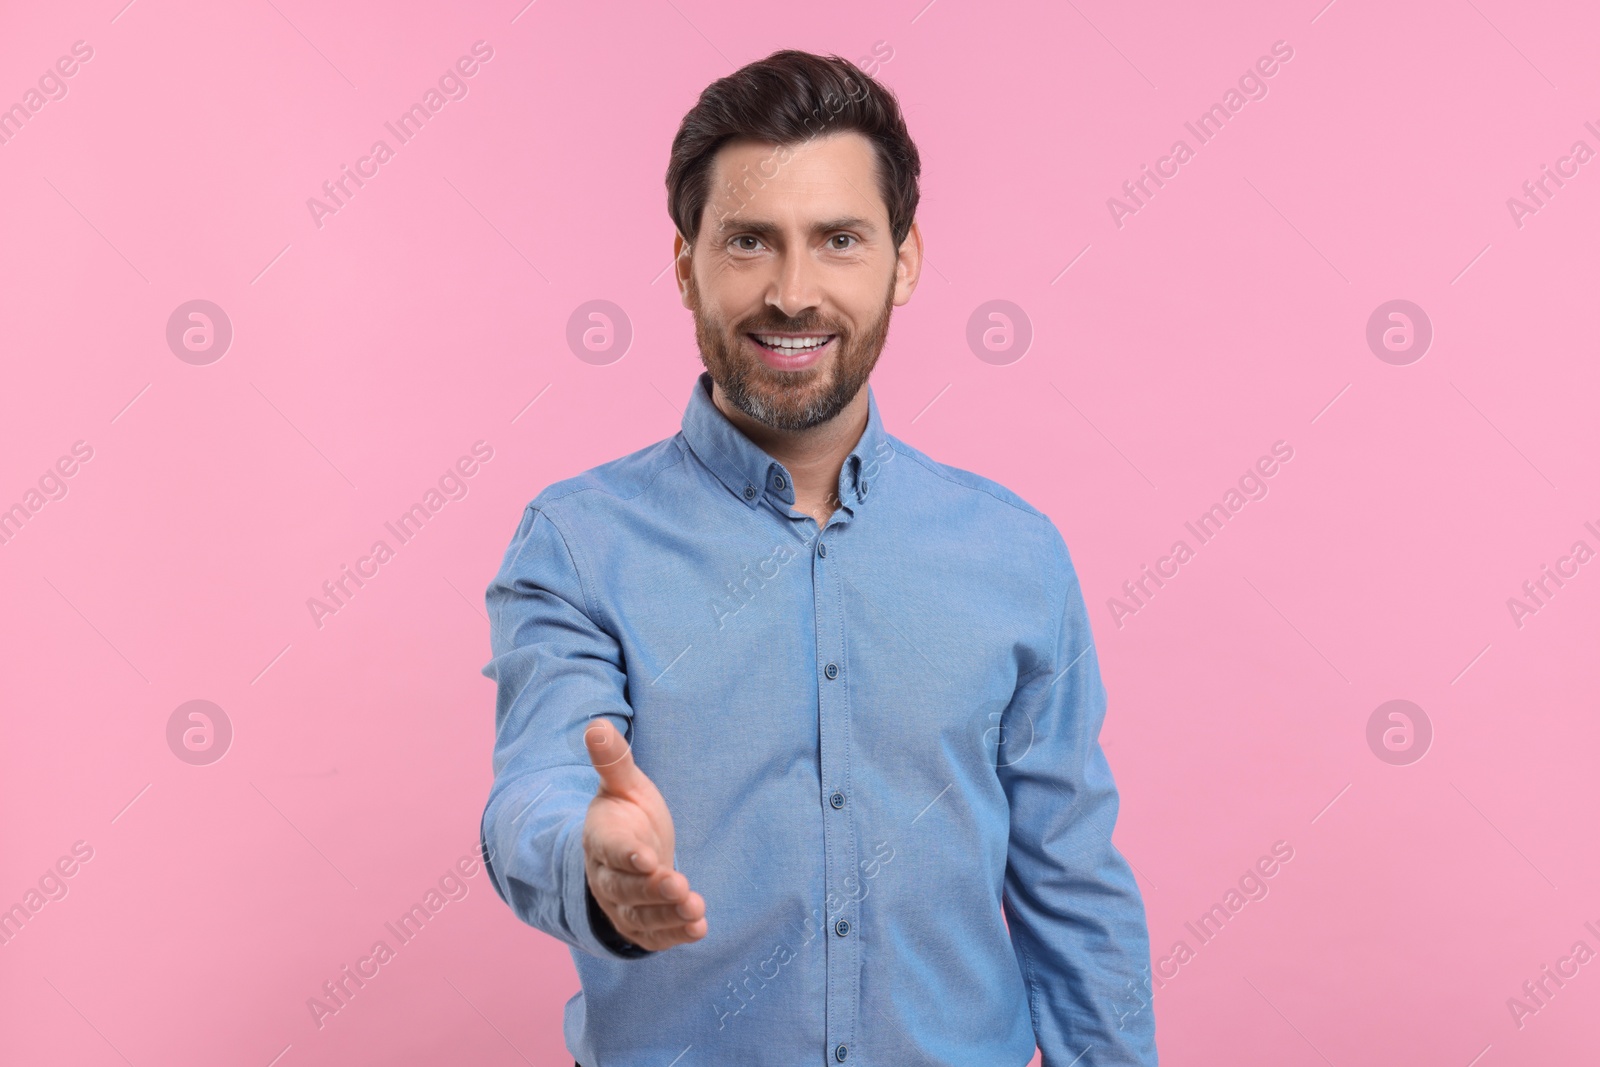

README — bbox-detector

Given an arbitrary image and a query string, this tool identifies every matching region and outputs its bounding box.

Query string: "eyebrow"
[713,215,879,240]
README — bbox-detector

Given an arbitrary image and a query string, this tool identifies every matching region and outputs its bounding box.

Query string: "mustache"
[736,315,838,331]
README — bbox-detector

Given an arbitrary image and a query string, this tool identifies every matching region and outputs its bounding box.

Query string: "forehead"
[704,131,883,226]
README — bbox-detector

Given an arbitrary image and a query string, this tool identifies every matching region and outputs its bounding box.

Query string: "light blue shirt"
[480,371,1157,1065]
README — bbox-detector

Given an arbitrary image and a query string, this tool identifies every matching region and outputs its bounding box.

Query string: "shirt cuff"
[564,820,655,960]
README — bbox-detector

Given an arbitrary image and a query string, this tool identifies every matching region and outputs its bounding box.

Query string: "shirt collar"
[680,370,889,512]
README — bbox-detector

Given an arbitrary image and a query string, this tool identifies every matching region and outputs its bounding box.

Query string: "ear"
[892,219,923,307]
[673,232,693,308]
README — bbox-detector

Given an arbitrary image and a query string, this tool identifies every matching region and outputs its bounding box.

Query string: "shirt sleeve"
[996,525,1157,1065]
[479,503,657,962]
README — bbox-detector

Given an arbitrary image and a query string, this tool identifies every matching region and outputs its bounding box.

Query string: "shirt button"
[860,479,868,498]
[829,791,845,809]
[743,485,756,500]
[817,541,827,558]
[835,1044,848,1061]
[824,662,838,680]
[774,473,787,490]
[835,918,849,937]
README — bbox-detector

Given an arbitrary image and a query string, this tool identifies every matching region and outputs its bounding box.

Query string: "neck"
[711,381,869,518]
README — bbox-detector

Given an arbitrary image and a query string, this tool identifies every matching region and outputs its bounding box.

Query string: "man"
[480,49,1158,1065]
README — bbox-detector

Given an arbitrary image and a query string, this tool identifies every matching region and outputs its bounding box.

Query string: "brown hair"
[666,48,920,252]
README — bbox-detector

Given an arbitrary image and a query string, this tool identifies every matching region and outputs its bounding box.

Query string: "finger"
[595,864,686,906]
[619,895,705,932]
[583,717,647,795]
[588,833,656,877]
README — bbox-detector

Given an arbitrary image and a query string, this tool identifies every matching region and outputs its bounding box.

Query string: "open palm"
[581,718,707,951]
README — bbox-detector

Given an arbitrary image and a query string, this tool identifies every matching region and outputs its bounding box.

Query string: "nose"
[766,247,823,322]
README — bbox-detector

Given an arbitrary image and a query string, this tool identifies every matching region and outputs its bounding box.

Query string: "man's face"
[677,131,919,432]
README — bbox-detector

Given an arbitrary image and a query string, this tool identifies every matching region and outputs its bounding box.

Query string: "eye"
[829,234,858,250]
[731,235,764,252]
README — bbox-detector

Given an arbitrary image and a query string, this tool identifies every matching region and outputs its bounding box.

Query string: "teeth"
[754,334,832,351]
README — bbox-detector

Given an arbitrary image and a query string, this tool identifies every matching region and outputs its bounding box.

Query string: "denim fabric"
[480,371,1157,1065]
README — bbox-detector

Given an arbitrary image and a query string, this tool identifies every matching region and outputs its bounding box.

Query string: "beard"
[687,268,896,432]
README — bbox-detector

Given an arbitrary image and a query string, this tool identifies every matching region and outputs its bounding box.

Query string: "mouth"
[745,332,837,371]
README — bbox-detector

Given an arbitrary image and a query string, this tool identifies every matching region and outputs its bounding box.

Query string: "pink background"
[3,0,1597,1064]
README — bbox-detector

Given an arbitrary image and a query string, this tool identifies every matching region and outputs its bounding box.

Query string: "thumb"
[584,717,645,796]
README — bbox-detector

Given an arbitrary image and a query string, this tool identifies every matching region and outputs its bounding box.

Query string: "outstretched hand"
[581,717,708,951]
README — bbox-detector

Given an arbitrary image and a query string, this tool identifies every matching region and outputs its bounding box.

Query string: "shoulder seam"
[529,504,599,623]
[1011,527,1075,687]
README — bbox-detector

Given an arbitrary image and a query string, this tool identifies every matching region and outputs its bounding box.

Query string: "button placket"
[811,507,857,1062]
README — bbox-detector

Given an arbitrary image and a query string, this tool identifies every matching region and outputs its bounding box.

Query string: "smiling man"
[480,49,1158,1066]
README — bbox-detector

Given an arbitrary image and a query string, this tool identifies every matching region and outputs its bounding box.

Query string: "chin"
[751,358,828,386]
